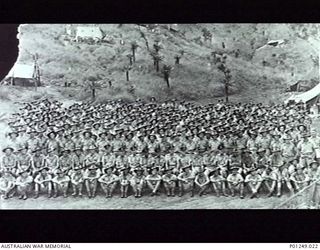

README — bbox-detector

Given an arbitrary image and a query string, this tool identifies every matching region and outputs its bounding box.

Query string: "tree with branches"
[84,76,101,101]
[201,28,213,44]
[162,64,173,88]
[150,50,164,72]
[153,39,163,53]
[130,41,139,62]
[127,54,134,65]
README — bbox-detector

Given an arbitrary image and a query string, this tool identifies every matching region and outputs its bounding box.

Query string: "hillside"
[12,23,320,103]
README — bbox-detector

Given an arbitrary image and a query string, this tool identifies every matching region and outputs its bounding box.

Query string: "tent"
[75,26,104,42]
[286,82,320,105]
[5,63,39,87]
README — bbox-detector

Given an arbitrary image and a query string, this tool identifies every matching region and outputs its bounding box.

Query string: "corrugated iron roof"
[6,63,35,79]
[75,26,104,39]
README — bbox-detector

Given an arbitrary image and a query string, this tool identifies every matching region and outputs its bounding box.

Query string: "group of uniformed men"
[1,98,320,201]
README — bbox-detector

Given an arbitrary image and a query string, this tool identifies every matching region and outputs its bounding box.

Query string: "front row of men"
[0,154,317,200]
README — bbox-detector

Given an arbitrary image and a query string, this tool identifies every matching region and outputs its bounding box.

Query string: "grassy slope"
[14,24,320,103]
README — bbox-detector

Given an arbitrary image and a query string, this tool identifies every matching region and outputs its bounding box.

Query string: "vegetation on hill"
[14,24,320,103]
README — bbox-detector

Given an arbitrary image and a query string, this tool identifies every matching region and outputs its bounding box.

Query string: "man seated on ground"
[34,166,53,199]
[0,170,16,199]
[226,165,244,199]
[130,166,146,198]
[245,168,263,199]
[290,165,310,192]
[98,166,119,198]
[15,169,33,200]
[118,165,132,198]
[145,166,162,196]
[69,165,85,197]
[210,168,227,197]
[281,163,295,196]
[84,163,101,198]
[261,166,279,197]
[177,165,195,197]
[194,167,210,196]
[162,167,177,197]
[52,169,70,198]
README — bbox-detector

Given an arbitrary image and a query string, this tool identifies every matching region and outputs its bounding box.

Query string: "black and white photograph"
[1,23,320,210]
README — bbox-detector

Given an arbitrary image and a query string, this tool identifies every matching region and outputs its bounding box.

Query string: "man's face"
[4,149,12,156]
[231,169,237,175]
[22,172,29,178]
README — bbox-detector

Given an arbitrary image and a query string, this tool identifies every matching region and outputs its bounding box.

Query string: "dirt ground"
[0,191,288,210]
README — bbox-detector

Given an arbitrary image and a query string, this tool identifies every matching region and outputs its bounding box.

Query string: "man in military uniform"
[71,147,85,170]
[261,166,279,197]
[69,164,85,197]
[84,146,101,168]
[310,131,320,163]
[194,167,210,196]
[281,134,297,167]
[46,131,60,155]
[84,163,101,198]
[34,166,53,198]
[162,167,177,197]
[26,131,40,154]
[98,166,119,198]
[177,165,195,197]
[118,165,132,198]
[245,168,263,198]
[226,165,244,198]
[1,146,17,175]
[145,166,162,196]
[297,133,315,169]
[52,169,70,198]
[58,149,73,173]
[31,147,46,176]
[130,166,146,198]
[15,169,33,200]
[45,148,59,174]
[165,149,180,174]
[0,170,16,199]
[290,165,310,192]
[210,168,227,197]
[15,146,32,176]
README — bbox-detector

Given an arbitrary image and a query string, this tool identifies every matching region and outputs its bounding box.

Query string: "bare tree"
[33,53,40,91]
[123,65,132,81]
[153,39,163,53]
[130,41,139,62]
[217,62,232,103]
[162,64,173,88]
[201,28,213,44]
[85,76,100,100]
[127,54,134,65]
[150,50,163,72]
[174,49,185,65]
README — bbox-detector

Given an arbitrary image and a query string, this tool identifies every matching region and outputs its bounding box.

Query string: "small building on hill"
[5,63,40,87]
[75,26,104,43]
